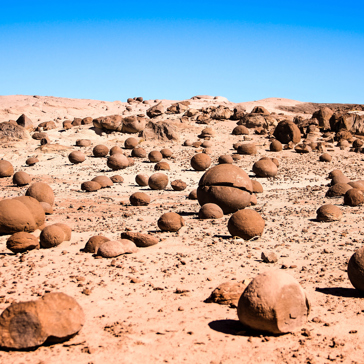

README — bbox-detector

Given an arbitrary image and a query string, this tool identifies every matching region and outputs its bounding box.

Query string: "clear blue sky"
[1,1,363,103]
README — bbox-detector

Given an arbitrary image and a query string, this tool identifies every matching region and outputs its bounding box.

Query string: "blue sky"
[1,1,363,103]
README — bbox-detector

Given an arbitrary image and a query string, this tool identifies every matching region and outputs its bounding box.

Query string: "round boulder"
[26,182,55,206]
[40,225,65,248]
[93,144,109,157]
[270,140,283,152]
[228,209,265,240]
[273,120,301,144]
[191,153,211,171]
[6,232,39,253]
[148,173,168,190]
[326,183,352,197]
[0,160,14,177]
[171,179,187,191]
[107,154,129,170]
[13,171,31,186]
[237,270,310,334]
[237,143,257,155]
[148,151,163,163]
[319,153,332,162]
[26,157,39,166]
[158,212,185,232]
[197,164,253,214]
[130,192,150,206]
[198,203,223,219]
[110,175,124,183]
[348,247,364,291]
[83,235,110,254]
[131,147,147,158]
[135,174,149,186]
[91,176,113,188]
[253,159,278,178]
[68,151,86,164]
[316,204,342,222]
[344,188,364,206]
[124,137,138,149]
[81,181,101,192]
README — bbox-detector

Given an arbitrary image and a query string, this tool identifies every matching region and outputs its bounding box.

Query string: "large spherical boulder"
[107,154,129,170]
[93,144,109,157]
[316,204,342,222]
[81,181,101,192]
[135,173,149,186]
[344,188,364,206]
[148,173,168,190]
[26,182,55,206]
[130,192,150,206]
[253,158,278,178]
[158,212,185,232]
[197,164,253,214]
[273,120,301,144]
[13,171,31,186]
[270,140,283,152]
[6,232,39,253]
[191,153,211,171]
[198,203,223,219]
[154,161,170,171]
[232,125,249,135]
[0,199,37,235]
[348,247,364,291]
[0,160,14,177]
[131,147,147,158]
[148,151,163,163]
[40,225,65,248]
[237,270,310,334]
[68,151,85,164]
[228,209,265,240]
[124,137,138,149]
[53,223,72,241]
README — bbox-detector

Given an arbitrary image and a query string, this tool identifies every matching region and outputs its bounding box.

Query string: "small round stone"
[148,151,163,163]
[228,209,265,240]
[191,153,211,171]
[319,153,332,162]
[188,189,198,200]
[93,144,109,157]
[198,203,223,219]
[124,137,138,149]
[148,173,168,190]
[218,155,234,164]
[107,154,129,170]
[344,188,364,206]
[131,147,147,158]
[237,143,257,155]
[135,174,149,186]
[154,161,170,171]
[316,204,342,222]
[13,171,31,186]
[40,225,65,248]
[110,175,124,183]
[130,192,151,206]
[68,151,86,164]
[160,148,173,158]
[83,235,110,254]
[253,159,278,178]
[75,139,91,147]
[270,140,283,152]
[158,212,185,232]
[109,146,123,155]
[6,232,39,253]
[0,160,14,177]
[81,181,101,192]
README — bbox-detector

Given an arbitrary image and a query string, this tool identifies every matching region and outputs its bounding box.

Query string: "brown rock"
[131,147,147,158]
[237,143,257,155]
[68,151,86,164]
[191,153,211,171]
[122,115,146,133]
[188,189,198,200]
[251,106,270,115]
[198,203,223,219]
[316,204,342,222]
[16,114,33,130]
[146,102,165,118]
[26,182,55,205]
[232,125,249,135]
[13,196,45,230]
[237,271,310,334]
[197,164,252,214]
[270,140,283,152]
[154,161,170,171]
[295,143,312,154]
[228,209,265,240]
[120,232,159,247]
[81,181,101,192]
[148,151,163,163]
[0,160,14,177]
[0,122,29,140]
[331,174,350,185]
[124,137,138,149]
[53,223,72,241]
[93,144,109,157]
[160,148,173,158]
[344,188,364,206]
[171,179,187,191]
[148,173,168,190]
[83,235,110,253]
[206,281,248,307]
[319,153,332,162]
[40,225,65,248]
[158,212,185,232]
[40,202,53,215]
[75,139,91,147]
[253,159,278,178]
[348,247,364,291]
[135,173,149,186]
[251,180,263,193]
[261,252,278,263]
[130,192,150,206]
[218,155,233,164]
[140,120,179,142]
[274,120,301,144]
[6,232,39,253]
[110,175,124,183]
[326,183,352,197]
[312,107,333,130]
[26,157,39,166]
[91,176,113,188]
[97,239,137,258]
[107,154,129,170]
[109,146,123,156]
[13,171,31,186]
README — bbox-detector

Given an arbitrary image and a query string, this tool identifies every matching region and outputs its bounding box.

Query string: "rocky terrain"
[0,94,364,363]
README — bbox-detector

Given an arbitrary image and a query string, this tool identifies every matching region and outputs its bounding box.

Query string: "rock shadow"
[316,287,364,298]
[208,319,274,337]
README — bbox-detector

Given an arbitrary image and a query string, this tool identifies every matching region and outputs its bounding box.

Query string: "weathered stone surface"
[97,239,138,258]
[120,232,159,247]
[274,120,301,144]
[206,281,248,307]
[16,114,33,130]
[6,232,39,253]
[140,121,179,141]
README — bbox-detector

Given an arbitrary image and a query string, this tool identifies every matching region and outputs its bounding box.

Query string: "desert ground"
[1,94,364,364]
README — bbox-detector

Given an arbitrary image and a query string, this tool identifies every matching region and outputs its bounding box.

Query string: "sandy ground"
[0,95,363,364]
